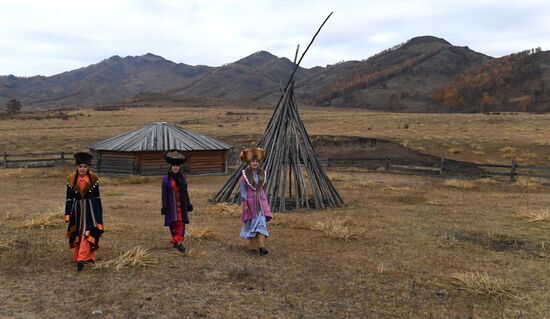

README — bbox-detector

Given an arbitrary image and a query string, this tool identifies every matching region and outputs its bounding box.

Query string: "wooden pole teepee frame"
[211,12,343,211]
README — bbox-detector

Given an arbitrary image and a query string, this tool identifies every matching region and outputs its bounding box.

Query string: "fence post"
[60,151,65,163]
[384,156,389,172]
[510,160,517,182]
[2,150,7,169]
[440,157,445,175]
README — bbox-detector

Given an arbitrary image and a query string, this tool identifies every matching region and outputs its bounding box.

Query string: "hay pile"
[206,203,240,217]
[20,206,64,229]
[186,226,219,243]
[93,246,158,271]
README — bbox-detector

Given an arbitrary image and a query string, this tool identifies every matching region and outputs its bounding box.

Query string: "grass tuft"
[92,246,158,271]
[444,179,476,189]
[515,178,542,189]
[0,239,16,250]
[447,272,522,301]
[313,218,365,241]
[516,208,550,223]
[19,206,64,229]
[377,263,387,274]
[499,146,517,154]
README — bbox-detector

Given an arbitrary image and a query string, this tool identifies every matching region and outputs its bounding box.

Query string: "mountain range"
[1,35,549,112]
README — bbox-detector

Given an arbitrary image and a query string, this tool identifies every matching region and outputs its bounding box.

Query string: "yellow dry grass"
[19,206,64,229]
[105,223,132,233]
[99,174,162,187]
[181,247,206,259]
[515,177,542,189]
[313,218,366,241]
[447,272,522,301]
[2,106,550,317]
[126,176,155,184]
[516,208,550,223]
[0,168,29,178]
[443,179,477,189]
[394,192,429,205]
[273,214,364,240]
[103,190,126,196]
[0,239,16,250]
[92,246,158,271]
[269,214,312,229]
[206,203,240,217]
[475,177,498,185]
[383,185,413,192]
[3,106,550,167]
[473,149,486,155]
[499,146,518,154]
[186,226,219,243]
[516,152,538,163]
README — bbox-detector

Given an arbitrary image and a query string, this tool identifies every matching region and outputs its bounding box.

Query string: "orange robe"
[72,174,96,262]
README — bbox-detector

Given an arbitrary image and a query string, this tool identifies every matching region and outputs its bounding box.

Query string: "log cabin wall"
[187,150,226,174]
[92,150,228,175]
[91,151,134,175]
[136,152,171,176]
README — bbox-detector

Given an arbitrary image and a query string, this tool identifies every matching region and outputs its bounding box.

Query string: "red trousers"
[170,221,185,244]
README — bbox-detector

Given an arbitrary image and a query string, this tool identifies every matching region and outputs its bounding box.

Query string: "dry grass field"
[2,105,550,165]
[1,105,550,318]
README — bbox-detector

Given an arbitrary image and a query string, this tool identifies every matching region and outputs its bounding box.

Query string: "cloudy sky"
[1,0,549,76]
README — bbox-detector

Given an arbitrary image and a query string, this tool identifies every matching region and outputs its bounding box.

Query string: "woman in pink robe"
[239,147,272,256]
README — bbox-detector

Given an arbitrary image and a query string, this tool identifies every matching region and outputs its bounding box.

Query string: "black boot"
[259,247,269,256]
[77,261,84,272]
[177,243,186,253]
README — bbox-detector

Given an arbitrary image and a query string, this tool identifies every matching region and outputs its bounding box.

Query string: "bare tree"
[6,98,22,115]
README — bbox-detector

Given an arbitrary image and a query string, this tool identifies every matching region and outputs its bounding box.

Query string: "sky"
[1,0,549,77]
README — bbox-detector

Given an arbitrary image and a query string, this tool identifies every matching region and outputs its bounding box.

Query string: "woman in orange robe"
[65,151,104,271]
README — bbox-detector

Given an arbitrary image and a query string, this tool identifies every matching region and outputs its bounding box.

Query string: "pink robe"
[240,172,272,224]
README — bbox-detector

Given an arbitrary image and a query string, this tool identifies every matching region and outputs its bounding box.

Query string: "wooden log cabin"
[89,122,231,175]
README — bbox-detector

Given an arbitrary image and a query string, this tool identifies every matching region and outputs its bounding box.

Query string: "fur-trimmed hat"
[165,149,187,165]
[74,151,93,166]
[239,147,266,163]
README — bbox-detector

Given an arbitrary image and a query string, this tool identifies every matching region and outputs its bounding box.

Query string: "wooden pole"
[289,162,292,198]
[268,12,333,118]
[3,150,7,169]
[510,160,517,182]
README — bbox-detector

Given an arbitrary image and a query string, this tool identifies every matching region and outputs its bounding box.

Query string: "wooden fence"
[2,151,550,185]
[325,157,550,184]
[1,151,70,168]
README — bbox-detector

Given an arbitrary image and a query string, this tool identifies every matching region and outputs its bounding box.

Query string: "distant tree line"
[312,48,445,105]
[361,40,409,63]
[431,49,546,112]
